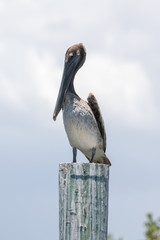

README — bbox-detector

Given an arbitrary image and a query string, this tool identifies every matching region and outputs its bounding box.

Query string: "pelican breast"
[62,92,104,152]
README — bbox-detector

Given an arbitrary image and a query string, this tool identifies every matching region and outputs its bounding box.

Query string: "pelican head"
[53,43,86,121]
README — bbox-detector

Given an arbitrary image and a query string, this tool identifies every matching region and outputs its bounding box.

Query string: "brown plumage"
[87,93,111,166]
[87,93,106,152]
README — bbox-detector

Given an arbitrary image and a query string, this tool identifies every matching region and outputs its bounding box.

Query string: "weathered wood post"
[59,163,109,240]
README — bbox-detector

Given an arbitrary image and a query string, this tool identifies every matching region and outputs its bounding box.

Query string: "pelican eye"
[65,52,74,62]
[69,52,74,58]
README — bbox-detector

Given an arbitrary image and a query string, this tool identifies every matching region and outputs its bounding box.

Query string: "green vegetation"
[144,213,160,240]
[108,213,160,240]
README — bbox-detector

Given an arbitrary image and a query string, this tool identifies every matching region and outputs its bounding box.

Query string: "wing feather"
[87,93,106,152]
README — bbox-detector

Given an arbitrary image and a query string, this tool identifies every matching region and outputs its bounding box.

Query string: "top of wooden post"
[59,162,109,179]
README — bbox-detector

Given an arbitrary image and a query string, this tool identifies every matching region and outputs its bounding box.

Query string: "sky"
[0,0,160,239]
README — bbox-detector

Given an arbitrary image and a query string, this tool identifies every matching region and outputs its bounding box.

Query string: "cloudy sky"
[0,0,160,239]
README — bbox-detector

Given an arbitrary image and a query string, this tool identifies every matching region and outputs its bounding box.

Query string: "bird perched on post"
[53,43,111,166]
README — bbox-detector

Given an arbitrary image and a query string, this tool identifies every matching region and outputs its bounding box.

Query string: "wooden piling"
[59,163,109,240]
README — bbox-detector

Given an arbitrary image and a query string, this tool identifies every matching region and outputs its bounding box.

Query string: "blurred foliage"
[144,213,160,240]
[108,213,160,240]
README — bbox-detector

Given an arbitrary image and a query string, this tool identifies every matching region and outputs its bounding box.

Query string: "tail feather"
[103,155,111,166]
[92,155,111,166]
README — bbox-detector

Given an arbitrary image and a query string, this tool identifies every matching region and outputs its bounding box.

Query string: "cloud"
[0,74,25,109]
[26,50,159,130]
[0,46,159,131]
[76,54,159,129]
[0,0,4,10]
[28,48,61,107]
[0,0,159,132]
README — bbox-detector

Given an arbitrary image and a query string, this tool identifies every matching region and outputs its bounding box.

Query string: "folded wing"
[87,93,106,152]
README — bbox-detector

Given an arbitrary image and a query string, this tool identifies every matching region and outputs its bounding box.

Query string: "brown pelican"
[53,43,111,166]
